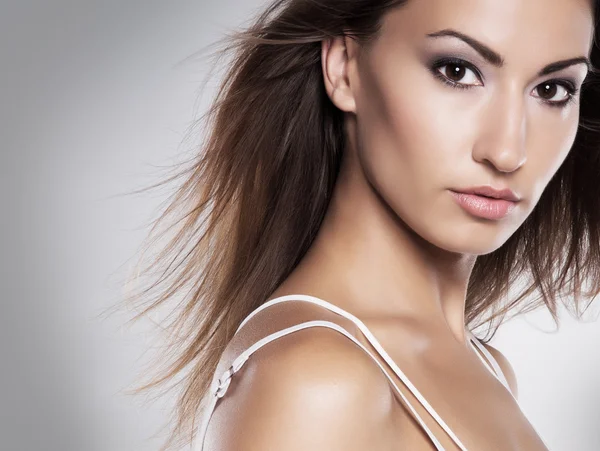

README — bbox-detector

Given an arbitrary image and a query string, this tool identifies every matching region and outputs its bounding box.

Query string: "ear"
[321,35,357,113]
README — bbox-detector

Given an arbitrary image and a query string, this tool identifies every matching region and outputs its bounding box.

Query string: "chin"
[418,220,518,256]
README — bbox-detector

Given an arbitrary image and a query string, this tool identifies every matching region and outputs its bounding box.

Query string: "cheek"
[354,74,470,248]
[360,69,460,183]
[355,65,472,207]
[527,112,580,202]
[356,91,436,202]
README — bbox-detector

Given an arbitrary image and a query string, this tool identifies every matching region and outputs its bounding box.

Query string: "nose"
[472,87,528,173]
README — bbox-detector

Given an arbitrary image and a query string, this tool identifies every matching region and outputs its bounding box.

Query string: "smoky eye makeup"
[425,49,483,71]
[425,52,582,109]
[428,55,484,85]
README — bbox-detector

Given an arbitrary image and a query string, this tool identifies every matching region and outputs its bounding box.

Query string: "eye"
[430,57,580,109]
[431,57,483,89]
[531,81,578,108]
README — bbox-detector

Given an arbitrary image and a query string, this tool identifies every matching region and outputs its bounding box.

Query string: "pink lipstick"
[449,186,520,220]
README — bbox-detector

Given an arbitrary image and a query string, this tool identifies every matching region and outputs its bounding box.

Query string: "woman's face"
[345,0,594,254]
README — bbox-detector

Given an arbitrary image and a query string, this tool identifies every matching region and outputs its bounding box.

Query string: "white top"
[194,294,519,450]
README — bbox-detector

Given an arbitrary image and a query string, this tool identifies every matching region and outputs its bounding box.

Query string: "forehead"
[377,0,594,64]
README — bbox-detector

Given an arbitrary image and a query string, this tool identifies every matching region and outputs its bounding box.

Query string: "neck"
[288,139,478,346]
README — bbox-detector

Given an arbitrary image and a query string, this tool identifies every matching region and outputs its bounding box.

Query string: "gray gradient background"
[1,1,599,450]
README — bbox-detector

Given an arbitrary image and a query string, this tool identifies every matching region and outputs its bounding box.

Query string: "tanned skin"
[205,0,593,449]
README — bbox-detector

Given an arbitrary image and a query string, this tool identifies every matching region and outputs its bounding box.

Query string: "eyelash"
[430,57,579,109]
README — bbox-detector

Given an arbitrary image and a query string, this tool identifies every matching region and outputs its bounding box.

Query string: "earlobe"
[321,36,357,113]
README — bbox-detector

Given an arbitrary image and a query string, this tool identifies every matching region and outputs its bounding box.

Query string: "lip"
[454,185,521,202]
[449,188,520,220]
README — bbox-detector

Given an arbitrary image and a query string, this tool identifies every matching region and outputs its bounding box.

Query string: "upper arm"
[482,343,519,399]
[206,327,395,450]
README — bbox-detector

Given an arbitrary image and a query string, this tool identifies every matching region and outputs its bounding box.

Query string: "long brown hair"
[114,1,600,449]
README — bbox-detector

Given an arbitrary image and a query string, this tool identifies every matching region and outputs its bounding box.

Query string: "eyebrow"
[426,28,592,76]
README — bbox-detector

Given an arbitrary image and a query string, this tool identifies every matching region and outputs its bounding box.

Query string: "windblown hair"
[118,1,600,449]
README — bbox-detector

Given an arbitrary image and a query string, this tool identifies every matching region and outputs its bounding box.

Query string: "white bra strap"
[196,320,447,451]
[235,294,467,450]
[467,332,512,395]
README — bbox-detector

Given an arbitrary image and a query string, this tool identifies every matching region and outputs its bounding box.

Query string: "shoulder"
[206,325,395,450]
[481,342,519,399]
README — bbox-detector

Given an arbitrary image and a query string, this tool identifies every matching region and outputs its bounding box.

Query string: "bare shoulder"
[206,325,396,450]
[481,342,519,399]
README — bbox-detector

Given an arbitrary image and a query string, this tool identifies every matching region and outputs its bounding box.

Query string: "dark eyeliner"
[429,56,579,108]
[538,79,578,108]
[429,56,483,90]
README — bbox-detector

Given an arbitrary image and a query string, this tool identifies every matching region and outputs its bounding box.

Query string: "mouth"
[448,190,519,220]
[455,185,521,202]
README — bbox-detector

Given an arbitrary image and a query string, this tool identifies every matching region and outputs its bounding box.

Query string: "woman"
[124,0,600,449]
